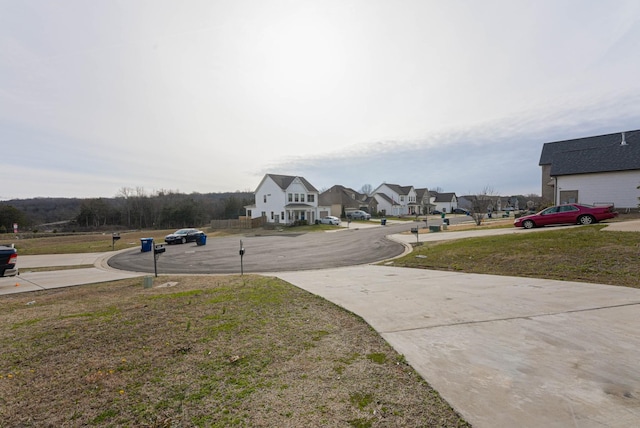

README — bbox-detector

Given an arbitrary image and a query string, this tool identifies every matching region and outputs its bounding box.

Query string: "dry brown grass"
[0,275,469,427]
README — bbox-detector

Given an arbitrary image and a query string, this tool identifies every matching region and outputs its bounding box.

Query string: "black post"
[112,233,120,251]
[153,238,158,277]
[239,240,245,276]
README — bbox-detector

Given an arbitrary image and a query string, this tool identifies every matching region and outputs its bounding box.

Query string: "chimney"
[621,132,628,146]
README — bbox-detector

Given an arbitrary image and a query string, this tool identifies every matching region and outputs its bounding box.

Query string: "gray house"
[319,185,377,218]
[540,130,640,209]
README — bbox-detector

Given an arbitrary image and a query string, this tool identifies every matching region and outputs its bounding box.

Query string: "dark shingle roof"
[383,184,413,195]
[433,192,456,203]
[267,174,318,192]
[540,130,640,176]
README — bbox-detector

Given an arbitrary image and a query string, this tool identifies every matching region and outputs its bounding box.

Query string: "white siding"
[556,170,640,209]
[253,176,287,222]
[252,175,322,224]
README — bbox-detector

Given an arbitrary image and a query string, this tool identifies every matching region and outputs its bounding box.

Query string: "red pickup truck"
[0,245,18,277]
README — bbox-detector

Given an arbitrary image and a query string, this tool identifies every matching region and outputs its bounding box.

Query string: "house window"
[288,193,292,202]
[281,211,285,220]
[295,194,299,202]
[400,196,405,202]
[300,194,305,202]
[308,194,315,202]
[263,195,267,203]
[271,211,274,220]
[261,211,266,217]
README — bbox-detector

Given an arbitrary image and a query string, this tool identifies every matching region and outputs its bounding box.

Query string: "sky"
[1,0,640,200]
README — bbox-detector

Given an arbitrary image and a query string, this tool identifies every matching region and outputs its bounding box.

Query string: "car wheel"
[522,220,535,229]
[578,215,595,225]
[181,237,186,244]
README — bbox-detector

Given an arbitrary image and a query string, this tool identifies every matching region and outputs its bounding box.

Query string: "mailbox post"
[112,233,121,251]
[411,227,419,244]
[239,240,245,276]
[153,240,165,277]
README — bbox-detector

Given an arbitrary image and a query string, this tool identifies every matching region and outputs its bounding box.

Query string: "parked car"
[0,245,18,277]
[164,228,202,244]
[318,215,341,225]
[513,204,618,229]
[346,210,371,220]
[452,208,470,215]
[431,210,442,215]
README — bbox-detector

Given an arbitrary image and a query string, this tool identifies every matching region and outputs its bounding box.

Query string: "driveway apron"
[276,265,640,428]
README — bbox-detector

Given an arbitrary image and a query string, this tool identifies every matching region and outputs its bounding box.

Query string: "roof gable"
[378,183,414,195]
[541,130,640,175]
[263,174,319,193]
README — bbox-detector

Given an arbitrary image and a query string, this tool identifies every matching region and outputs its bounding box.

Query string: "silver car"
[347,210,371,220]
[319,216,341,225]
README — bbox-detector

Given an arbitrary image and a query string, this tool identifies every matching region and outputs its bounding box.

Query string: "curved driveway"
[108,221,419,274]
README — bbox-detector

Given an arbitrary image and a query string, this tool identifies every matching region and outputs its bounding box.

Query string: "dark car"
[164,228,202,244]
[0,245,18,277]
[514,204,618,229]
[452,208,470,215]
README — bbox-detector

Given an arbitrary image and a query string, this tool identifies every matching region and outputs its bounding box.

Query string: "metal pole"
[239,240,244,276]
[152,238,158,277]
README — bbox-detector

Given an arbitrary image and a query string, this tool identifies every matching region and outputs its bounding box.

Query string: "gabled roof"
[319,185,366,206]
[540,130,640,176]
[263,174,318,192]
[433,192,456,202]
[374,193,400,206]
[379,183,414,195]
[415,188,429,200]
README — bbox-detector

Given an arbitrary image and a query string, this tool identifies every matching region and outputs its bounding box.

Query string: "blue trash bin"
[140,238,153,252]
[196,233,207,246]
[381,218,387,226]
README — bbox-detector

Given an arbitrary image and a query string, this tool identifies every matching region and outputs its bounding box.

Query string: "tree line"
[1,188,254,232]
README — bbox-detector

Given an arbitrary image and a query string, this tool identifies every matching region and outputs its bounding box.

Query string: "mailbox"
[154,244,166,254]
[239,248,245,256]
[112,233,121,251]
[411,227,418,234]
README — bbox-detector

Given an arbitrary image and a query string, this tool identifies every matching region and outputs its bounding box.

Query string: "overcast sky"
[2,0,639,200]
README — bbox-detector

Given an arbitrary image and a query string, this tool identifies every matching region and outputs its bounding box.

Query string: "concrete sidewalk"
[0,250,144,295]
[276,265,640,428]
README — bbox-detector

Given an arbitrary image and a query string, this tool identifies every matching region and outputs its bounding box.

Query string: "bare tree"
[469,186,498,226]
[359,184,373,196]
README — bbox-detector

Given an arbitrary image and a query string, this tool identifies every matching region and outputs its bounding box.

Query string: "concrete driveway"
[276,265,640,428]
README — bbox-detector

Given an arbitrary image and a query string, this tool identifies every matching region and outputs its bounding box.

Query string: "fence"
[210,216,265,229]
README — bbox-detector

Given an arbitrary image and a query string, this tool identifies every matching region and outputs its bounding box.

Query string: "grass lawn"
[391,225,640,288]
[0,275,469,427]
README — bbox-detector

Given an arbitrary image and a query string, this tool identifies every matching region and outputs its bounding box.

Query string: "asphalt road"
[108,221,421,274]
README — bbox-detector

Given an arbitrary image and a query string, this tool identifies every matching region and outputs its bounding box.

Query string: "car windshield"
[175,229,191,235]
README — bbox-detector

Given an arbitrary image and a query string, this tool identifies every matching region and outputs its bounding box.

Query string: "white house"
[540,130,640,209]
[430,191,457,213]
[246,174,326,225]
[373,184,419,216]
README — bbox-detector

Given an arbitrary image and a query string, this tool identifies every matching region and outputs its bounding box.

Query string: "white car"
[319,216,341,225]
